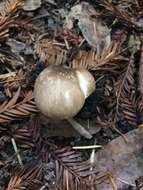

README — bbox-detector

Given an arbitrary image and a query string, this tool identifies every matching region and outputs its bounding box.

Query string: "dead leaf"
[78,17,111,52]
[65,2,111,53]
[94,128,143,189]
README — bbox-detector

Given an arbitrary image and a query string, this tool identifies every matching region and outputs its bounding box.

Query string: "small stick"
[68,118,92,139]
[11,138,23,166]
[117,178,136,187]
[73,145,102,150]
[64,38,70,50]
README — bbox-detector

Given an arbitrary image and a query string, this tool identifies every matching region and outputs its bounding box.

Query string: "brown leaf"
[94,128,143,189]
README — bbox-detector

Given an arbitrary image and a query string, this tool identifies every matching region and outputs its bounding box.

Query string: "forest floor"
[0,0,143,190]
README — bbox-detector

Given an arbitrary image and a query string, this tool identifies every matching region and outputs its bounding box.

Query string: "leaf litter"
[95,127,143,189]
[0,0,143,189]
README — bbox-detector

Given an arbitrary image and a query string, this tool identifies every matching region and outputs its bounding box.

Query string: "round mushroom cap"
[34,66,85,120]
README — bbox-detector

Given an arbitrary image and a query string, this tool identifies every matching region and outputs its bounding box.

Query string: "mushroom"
[34,65,95,139]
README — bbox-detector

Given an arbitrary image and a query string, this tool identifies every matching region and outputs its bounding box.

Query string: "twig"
[73,145,102,149]
[68,118,92,139]
[11,138,23,166]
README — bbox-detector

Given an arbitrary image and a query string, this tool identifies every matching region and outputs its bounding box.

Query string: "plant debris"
[94,128,143,189]
[0,0,143,189]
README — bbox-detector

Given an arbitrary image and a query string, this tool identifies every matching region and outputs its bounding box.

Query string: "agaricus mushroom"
[34,65,95,138]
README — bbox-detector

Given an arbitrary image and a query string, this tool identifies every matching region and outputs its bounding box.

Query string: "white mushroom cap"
[34,65,95,120]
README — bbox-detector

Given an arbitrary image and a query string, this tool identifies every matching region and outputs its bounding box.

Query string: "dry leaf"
[78,17,111,52]
[94,128,143,189]
[65,2,111,52]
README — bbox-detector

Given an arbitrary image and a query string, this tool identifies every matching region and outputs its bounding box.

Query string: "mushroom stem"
[67,118,92,139]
